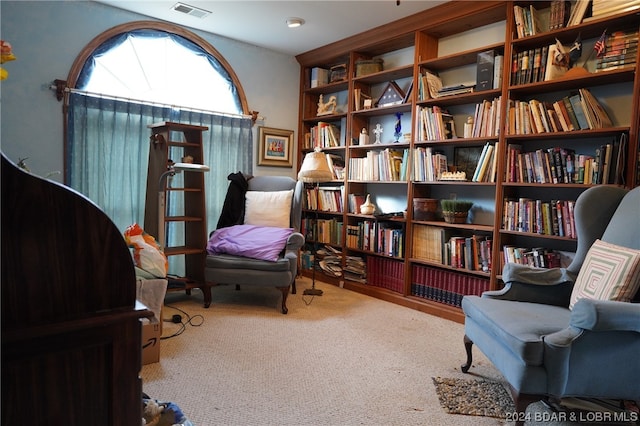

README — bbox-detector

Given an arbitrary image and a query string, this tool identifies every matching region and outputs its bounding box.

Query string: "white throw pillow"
[244,189,293,228]
[569,239,640,309]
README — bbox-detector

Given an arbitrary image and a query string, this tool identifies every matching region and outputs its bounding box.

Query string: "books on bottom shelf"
[366,256,404,292]
[316,245,343,277]
[411,264,490,307]
[344,254,366,283]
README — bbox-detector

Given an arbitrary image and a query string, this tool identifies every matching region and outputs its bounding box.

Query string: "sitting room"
[2,1,639,424]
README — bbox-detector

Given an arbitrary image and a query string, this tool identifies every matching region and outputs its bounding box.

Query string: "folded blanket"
[207,224,294,262]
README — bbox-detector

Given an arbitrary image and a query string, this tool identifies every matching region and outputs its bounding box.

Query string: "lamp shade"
[297,149,333,183]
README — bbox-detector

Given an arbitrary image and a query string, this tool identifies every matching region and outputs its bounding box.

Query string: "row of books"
[506,89,613,135]
[304,119,346,149]
[503,198,576,238]
[348,148,409,182]
[415,105,457,141]
[505,139,625,185]
[502,246,562,269]
[411,264,490,307]
[595,29,639,73]
[513,4,543,38]
[567,0,591,26]
[588,0,640,21]
[412,147,448,182]
[471,142,499,183]
[304,186,344,212]
[346,221,404,257]
[549,0,571,31]
[326,153,345,180]
[411,224,492,272]
[365,256,404,293]
[301,218,343,245]
[510,45,549,85]
[469,96,502,138]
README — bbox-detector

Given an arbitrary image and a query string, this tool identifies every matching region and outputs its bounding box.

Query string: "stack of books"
[595,29,638,73]
[590,0,640,20]
[513,4,543,38]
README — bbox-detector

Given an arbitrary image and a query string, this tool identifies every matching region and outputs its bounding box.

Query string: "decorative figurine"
[394,112,403,142]
[358,128,370,145]
[317,94,337,116]
[463,116,474,138]
[373,123,383,144]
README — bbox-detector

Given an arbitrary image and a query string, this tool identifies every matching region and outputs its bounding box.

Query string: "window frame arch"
[62,20,250,182]
[65,20,249,114]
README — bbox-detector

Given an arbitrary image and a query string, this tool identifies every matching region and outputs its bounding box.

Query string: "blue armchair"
[461,185,640,423]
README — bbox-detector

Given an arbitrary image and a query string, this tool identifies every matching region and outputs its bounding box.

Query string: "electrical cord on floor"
[161,304,204,340]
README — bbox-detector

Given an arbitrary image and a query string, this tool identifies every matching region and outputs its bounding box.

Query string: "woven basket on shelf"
[443,211,468,224]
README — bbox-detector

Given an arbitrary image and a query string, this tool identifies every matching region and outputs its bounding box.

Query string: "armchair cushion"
[462,296,571,366]
[569,239,640,309]
[206,224,294,262]
[244,189,293,228]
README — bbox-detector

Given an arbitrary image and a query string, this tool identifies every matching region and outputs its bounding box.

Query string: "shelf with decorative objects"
[295,1,640,323]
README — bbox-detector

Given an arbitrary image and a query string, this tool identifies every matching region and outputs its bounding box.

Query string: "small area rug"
[432,377,515,419]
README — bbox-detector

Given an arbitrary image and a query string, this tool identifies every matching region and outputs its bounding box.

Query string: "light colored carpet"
[142,277,507,425]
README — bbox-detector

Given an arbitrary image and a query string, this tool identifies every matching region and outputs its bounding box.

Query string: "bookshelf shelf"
[296,0,639,323]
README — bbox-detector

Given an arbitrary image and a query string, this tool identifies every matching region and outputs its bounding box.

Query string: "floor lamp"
[297,148,333,296]
[158,162,210,251]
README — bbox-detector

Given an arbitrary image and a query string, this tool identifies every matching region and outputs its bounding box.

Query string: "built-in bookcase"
[295,0,640,323]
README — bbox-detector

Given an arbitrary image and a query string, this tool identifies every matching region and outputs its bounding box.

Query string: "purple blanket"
[207,224,294,262]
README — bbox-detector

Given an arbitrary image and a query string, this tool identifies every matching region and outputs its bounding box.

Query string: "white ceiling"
[96,0,447,56]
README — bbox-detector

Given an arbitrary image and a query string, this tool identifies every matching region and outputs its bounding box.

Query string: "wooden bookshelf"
[295,1,640,323]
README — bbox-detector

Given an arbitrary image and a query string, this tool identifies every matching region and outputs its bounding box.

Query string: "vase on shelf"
[360,194,376,215]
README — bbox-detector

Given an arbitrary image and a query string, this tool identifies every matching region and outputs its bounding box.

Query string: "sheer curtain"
[66,92,253,240]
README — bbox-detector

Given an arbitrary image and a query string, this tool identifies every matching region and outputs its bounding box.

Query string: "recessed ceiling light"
[286,18,305,28]
[172,2,211,19]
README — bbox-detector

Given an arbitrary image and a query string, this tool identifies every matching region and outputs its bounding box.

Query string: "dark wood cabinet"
[1,153,151,425]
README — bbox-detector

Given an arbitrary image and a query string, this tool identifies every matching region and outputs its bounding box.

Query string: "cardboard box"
[141,319,161,365]
[136,278,167,365]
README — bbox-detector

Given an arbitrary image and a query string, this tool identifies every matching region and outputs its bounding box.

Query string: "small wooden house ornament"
[376,81,405,107]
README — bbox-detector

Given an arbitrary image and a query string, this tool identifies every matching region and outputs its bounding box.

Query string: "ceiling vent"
[171,2,211,19]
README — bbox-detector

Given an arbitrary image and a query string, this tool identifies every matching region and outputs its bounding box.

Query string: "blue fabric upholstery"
[461,186,640,417]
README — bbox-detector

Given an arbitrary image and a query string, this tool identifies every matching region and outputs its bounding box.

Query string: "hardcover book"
[476,50,495,91]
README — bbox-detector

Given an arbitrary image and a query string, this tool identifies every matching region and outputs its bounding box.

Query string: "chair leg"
[461,334,473,373]
[507,385,543,426]
[277,286,289,314]
[291,279,297,294]
[201,284,212,308]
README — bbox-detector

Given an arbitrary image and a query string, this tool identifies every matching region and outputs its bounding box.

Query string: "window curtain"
[66,92,253,272]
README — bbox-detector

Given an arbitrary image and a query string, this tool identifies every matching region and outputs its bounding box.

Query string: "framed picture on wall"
[258,126,294,168]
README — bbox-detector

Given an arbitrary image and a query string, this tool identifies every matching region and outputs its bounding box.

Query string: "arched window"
[64,22,253,247]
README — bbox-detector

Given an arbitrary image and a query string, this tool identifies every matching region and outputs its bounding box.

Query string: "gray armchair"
[461,185,640,423]
[204,176,304,314]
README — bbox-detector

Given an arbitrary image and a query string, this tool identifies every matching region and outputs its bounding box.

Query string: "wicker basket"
[413,198,438,221]
[443,211,468,224]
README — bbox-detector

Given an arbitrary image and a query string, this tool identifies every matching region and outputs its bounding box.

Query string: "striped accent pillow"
[570,239,640,309]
